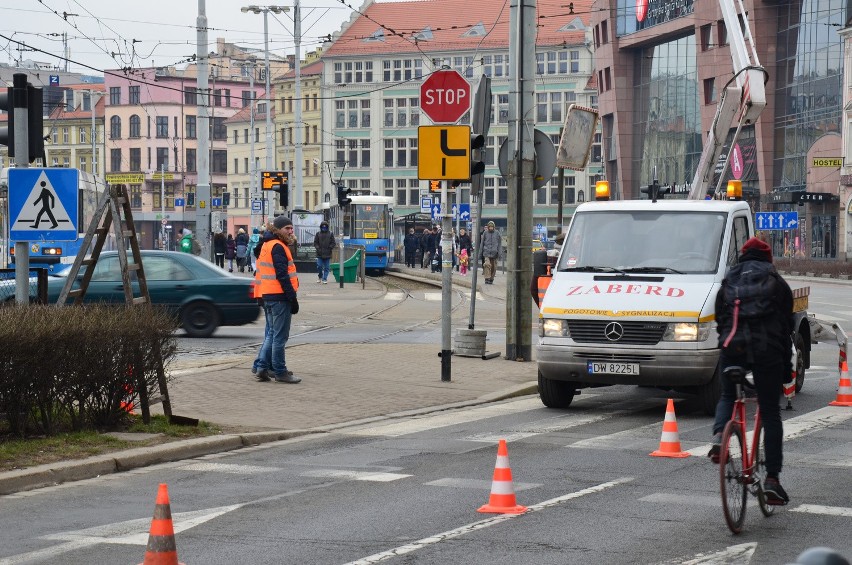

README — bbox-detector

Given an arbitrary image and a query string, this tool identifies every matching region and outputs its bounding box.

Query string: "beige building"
[43,84,106,176]
[275,59,324,211]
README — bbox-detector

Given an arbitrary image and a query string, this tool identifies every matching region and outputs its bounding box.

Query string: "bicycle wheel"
[720,420,747,533]
[754,420,776,517]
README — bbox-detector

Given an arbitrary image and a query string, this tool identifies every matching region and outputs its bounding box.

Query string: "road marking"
[656,542,757,565]
[465,410,642,443]
[180,462,280,474]
[424,292,442,301]
[791,504,852,517]
[342,477,633,565]
[567,422,662,450]
[300,469,412,482]
[384,292,405,300]
[424,477,541,491]
[639,493,719,508]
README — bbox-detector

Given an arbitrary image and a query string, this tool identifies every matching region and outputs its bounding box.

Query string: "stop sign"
[420,70,471,124]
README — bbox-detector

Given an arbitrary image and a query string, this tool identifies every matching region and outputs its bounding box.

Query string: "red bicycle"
[719,366,776,533]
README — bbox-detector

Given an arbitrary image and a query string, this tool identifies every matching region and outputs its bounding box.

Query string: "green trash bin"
[330,249,361,283]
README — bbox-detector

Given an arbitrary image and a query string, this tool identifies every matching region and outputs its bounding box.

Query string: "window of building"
[109,86,121,105]
[129,184,142,208]
[242,91,252,107]
[211,150,227,174]
[186,116,196,139]
[550,93,563,123]
[704,77,716,104]
[186,148,196,173]
[79,156,87,172]
[396,138,407,167]
[605,67,612,91]
[82,92,91,111]
[155,147,168,170]
[129,148,141,171]
[110,116,121,139]
[601,20,608,43]
[62,127,69,143]
[156,116,168,138]
[129,85,140,104]
[79,127,87,144]
[128,115,140,138]
[184,87,197,105]
[700,24,712,51]
[110,148,122,171]
[717,20,728,46]
[212,117,227,140]
[570,51,580,73]
[255,128,260,143]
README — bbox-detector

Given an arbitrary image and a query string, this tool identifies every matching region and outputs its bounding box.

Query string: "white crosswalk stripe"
[300,469,411,482]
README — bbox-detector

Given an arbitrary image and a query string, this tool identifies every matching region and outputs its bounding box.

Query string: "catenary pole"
[440,181,452,381]
[12,74,29,304]
[196,0,212,260]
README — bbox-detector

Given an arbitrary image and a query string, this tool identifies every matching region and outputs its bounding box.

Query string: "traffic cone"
[477,439,527,514]
[138,484,185,565]
[650,399,690,458]
[829,362,852,407]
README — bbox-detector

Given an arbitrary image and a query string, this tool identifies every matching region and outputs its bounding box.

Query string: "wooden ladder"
[56,183,172,422]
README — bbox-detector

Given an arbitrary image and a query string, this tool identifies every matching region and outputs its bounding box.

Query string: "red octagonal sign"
[420,70,471,124]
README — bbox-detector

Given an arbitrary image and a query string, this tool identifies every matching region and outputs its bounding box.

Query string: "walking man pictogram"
[31,181,58,229]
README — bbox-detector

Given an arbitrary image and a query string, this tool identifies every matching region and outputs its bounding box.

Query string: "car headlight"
[540,318,569,337]
[662,322,712,342]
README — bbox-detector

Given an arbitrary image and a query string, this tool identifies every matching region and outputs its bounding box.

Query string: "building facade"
[591,0,849,260]
[320,0,599,236]
[43,84,105,177]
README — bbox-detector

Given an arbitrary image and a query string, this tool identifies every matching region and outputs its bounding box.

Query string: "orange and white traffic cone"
[477,439,527,514]
[650,398,690,458]
[829,362,852,407]
[138,484,185,565]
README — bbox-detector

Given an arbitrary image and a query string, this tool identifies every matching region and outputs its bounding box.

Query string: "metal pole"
[262,9,275,219]
[160,162,166,249]
[468,192,484,329]
[12,74,30,305]
[293,0,303,210]
[248,60,257,223]
[196,0,212,260]
[557,165,564,234]
[440,180,452,381]
[90,90,96,175]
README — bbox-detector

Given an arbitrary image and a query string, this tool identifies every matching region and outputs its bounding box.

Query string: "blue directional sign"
[9,168,79,241]
[251,199,264,213]
[49,75,59,85]
[212,198,222,207]
[175,198,185,207]
[452,203,471,221]
[432,204,442,221]
[755,211,799,231]
[421,196,432,213]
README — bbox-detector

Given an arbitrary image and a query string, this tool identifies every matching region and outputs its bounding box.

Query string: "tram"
[328,194,394,274]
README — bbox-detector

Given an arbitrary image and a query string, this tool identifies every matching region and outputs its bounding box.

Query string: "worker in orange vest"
[254,215,301,384]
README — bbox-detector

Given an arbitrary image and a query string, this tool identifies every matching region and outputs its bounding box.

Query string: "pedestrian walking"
[459,247,469,276]
[254,215,301,384]
[457,227,473,260]
[213,231,227,268]
[419,228,432,268]
[225,234,236,272]
[480,221,501,284]
[246,227,261,273]
[236,228,249,272]
[709,236,793,505]
[403,228,419,268]
[313,220,336,283]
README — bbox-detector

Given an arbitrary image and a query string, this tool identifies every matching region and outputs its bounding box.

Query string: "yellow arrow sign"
[418,125,470,180]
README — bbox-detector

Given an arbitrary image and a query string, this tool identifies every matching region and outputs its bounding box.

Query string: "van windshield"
[558,210,727,274]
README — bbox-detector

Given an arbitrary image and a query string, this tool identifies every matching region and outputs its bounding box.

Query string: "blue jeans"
[253,301,271,373]
[256,300,293,377]
[712,353,784,475]
[316,257,331,281]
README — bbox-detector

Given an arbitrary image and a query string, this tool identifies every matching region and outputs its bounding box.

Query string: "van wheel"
[697,364,722,416]
[794,333,806,392]
[538,371,576,408]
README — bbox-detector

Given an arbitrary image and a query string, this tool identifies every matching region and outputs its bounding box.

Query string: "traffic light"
[429,180,441,192]
[0,74,45,163]
[261,170,289,208]
[187,192,195,206]
[470,133,485,177]
[336,183,352,206]
[222,192,230,206]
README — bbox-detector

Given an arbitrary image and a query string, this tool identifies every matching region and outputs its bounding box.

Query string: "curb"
[0,382,538,495]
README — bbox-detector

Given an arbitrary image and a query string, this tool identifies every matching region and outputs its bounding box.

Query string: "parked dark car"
[2,251,260,337]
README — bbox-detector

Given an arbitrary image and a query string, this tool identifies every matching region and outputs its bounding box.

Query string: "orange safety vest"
[252,268,262,299]
[257,239,299,296]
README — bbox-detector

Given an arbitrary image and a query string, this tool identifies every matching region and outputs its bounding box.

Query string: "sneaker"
[274,373,301,384]
[763,477,789,505]
[317,278,322,283]
[255,369,271,382]
[322,279,328,284]
[708,444,721,464]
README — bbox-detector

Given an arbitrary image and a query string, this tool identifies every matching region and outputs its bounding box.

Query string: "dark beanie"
[273,215,293,229]
[740,237,772,262]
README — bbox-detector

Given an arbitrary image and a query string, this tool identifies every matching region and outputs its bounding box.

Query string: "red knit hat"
[741,237,772,262]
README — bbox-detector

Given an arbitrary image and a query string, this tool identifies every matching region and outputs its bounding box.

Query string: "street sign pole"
[440,179,452,382]
[12,74,30,305]
[469,75,491,329]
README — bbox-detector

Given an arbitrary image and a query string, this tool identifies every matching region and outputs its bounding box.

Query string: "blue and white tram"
[328,195,394,274]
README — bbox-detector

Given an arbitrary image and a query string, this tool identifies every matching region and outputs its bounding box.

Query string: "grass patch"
[0,414,224,473]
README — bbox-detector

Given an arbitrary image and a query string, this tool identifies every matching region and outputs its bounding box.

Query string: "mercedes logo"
[604,322,624,342]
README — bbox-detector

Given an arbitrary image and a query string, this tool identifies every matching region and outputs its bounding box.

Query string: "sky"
[0,1,359,75]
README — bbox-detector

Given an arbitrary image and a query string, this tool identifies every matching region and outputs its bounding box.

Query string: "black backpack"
[719,261,779,357]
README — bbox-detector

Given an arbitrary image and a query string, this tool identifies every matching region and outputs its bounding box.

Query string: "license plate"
[587,362,639,375]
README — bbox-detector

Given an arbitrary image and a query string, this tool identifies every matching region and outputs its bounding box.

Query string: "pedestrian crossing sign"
[9,168,79,241]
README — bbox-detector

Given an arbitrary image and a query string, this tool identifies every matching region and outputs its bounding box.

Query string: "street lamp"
[243,57,258,221]
[241,5,289,217]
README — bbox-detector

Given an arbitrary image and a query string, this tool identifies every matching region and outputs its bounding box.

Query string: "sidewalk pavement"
[0,264,535,495]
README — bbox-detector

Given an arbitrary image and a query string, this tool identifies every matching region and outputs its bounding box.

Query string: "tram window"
[354,205,387,238]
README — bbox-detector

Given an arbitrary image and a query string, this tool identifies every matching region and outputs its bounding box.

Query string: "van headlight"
[662,322,712,342]
[540,318,569,337]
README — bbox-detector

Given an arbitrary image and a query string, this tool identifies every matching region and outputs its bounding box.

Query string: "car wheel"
[794,332,806,393]
[697,363,722,416]
[181,301,220,338]
[538,370,576,408]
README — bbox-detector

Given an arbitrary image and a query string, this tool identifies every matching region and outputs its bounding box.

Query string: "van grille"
[578,351,656,362]
[567,320,666,345]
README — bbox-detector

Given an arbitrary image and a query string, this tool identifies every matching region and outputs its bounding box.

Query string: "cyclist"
[709,236,793,505]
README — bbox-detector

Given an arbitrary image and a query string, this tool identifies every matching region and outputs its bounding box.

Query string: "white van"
[536,198,811,415]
